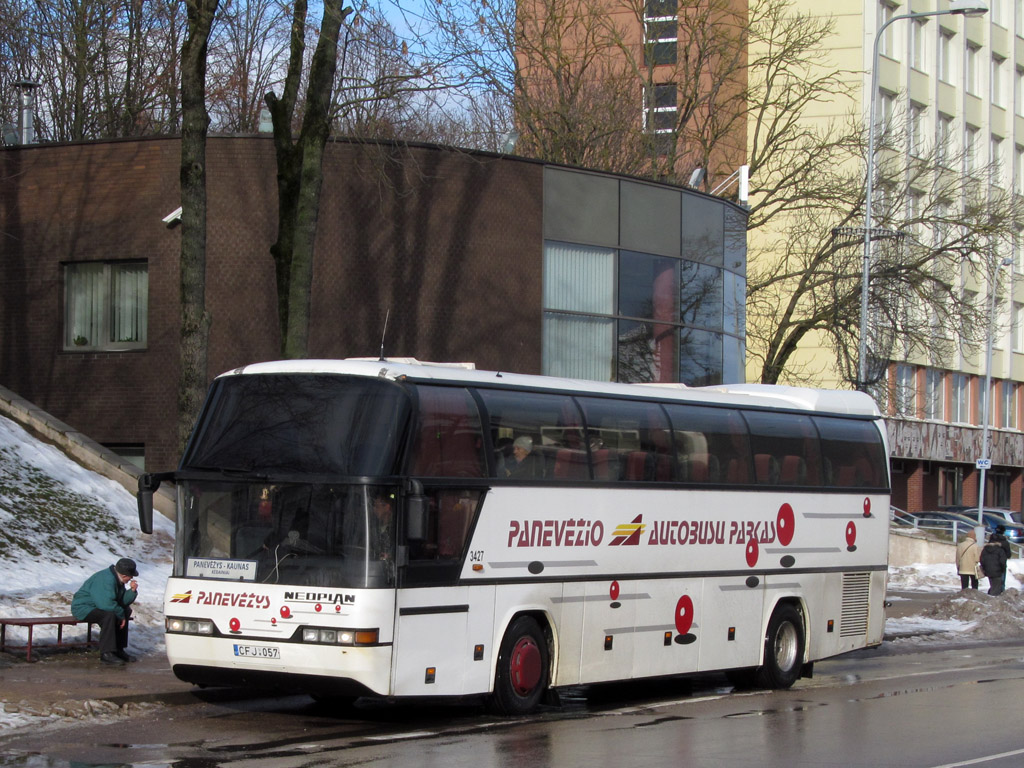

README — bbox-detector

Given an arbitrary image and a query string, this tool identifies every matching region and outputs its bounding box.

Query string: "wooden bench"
[0,616,98,662]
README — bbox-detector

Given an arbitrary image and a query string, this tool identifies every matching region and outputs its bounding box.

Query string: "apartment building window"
[992,0,1006,27]
[938,466,963,507]
[992,136,1005,186]
[937,114,954,167]
[911,18,927,71]
[878,91,896,140]
[1002,381,1018,429]
[1016,145,1024,194]
[1015,302,1024,351]
[644,0,677,67]
[939,31,954,83]
[975,376,989,426]
[879,2,896,58]
[993,56,1006,107]
[951,373,971,424]
[644,83,676,131]
[1015,226,1024,273]
[1017,67,1024,116]
[966,125,981,174]
[925,368,945,420]
[909,104,925,157]
[967,44,980,96]
[64,261,148,351]
[893,363,916,417]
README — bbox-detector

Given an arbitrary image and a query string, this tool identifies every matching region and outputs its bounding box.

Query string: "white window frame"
[967,44,980,96]
[939,30,954,84]
[993,55,1006,107]
[1014,302,1024,351]
[925,368,946,420]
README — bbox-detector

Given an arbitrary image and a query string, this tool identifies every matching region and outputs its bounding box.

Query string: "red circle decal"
[315,604,322,612]
[745,538,759,568]
[863,497,871,517]
[280,605,291,619]
[675,595,694,635]
[229,617,240,632]
[846,521,857,547]
[610,580,620,601]
[777,503,795,546]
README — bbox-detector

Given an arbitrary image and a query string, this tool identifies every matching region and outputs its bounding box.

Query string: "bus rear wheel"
[755,603,805,689]
[488,616,549,716]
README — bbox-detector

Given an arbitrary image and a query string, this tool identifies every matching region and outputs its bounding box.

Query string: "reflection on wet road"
[4,641,1024,768]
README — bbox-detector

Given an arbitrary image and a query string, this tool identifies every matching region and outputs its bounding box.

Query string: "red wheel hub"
[509,636,542,696]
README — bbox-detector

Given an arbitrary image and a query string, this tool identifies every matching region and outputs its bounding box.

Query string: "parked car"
[942,506,1024,544]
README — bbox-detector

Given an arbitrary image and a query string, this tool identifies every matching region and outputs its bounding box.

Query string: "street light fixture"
[859,0,989,391]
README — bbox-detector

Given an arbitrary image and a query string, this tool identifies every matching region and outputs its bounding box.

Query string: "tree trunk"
[267,0,350,359]
[177,0,219,454]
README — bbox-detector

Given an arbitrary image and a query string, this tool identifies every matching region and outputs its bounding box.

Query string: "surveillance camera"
[162,206,183,225]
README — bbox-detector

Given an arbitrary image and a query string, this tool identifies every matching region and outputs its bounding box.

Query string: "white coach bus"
[138,358,890,714]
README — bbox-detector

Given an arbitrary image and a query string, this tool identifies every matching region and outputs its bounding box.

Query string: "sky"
[2,412,1024,733]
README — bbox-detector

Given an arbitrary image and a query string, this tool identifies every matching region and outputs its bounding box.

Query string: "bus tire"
[755,603,804,689]
[488,616,549,716]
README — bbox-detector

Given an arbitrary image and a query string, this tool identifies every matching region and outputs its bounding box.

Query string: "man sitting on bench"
[71,557,140,665]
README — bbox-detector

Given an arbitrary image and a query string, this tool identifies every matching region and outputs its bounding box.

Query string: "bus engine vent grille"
[840,572,871,637]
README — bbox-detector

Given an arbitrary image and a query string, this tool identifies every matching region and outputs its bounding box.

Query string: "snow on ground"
[0,414,174,658]
[3,411,1024,733]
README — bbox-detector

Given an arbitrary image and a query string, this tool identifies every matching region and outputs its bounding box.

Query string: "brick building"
[0,136,747,470]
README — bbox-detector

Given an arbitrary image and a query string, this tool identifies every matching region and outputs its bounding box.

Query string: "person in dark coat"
[70,558,139,664]
[979,536,1009,597]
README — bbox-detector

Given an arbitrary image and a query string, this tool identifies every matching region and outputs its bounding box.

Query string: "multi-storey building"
[758,0,1024,516]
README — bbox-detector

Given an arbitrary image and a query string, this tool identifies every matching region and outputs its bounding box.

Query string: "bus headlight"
[166,617,215,635]
[301,627,379,646]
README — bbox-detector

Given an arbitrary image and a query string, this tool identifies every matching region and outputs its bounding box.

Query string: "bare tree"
[746,102,1024,388]
[206,0,291,132]
[177,0,220,452]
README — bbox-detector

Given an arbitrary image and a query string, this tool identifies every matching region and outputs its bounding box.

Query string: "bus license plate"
[233,644,280,659]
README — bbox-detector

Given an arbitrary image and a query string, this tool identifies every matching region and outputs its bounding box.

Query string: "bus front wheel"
[755,603,805,689]
[488,616,550,716]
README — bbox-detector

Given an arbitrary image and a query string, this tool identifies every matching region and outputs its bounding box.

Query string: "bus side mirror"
[405,479,427,542]
[137,474,159,535]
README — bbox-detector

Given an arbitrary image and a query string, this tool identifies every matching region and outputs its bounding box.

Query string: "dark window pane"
[577,397,673,481]
[679,328,722,386]
[743,411,823,487]
[478,388,585,481]
[184,375,409,476]
[410,386,486,478]
[663,404,751,484]
[815,416,888,489]
[646,20,677,41]
[645,41,677,66]
[617,319,678,383]
[680,261,724,329]
[620,251,679,319]
[645,0,677,18]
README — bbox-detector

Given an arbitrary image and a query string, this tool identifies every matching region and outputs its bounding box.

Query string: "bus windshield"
[182,374,409,477]
[177,480,398,588]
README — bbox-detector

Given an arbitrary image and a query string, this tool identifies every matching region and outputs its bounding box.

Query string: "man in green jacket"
[71,558,139,664]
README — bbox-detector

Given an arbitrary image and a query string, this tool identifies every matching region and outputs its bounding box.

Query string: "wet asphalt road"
[2,603,1024,768]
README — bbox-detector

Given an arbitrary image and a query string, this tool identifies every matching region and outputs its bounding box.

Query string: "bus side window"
[411,386,486,478]
[814,416,887,489]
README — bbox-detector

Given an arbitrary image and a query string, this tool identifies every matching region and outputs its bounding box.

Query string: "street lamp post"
[977,256,1013,524]
[860,0,989,391]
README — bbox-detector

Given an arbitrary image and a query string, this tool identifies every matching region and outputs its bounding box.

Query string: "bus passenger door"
[393,587,496,697]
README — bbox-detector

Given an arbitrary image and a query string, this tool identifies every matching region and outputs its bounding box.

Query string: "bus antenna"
[378,309,390,361]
